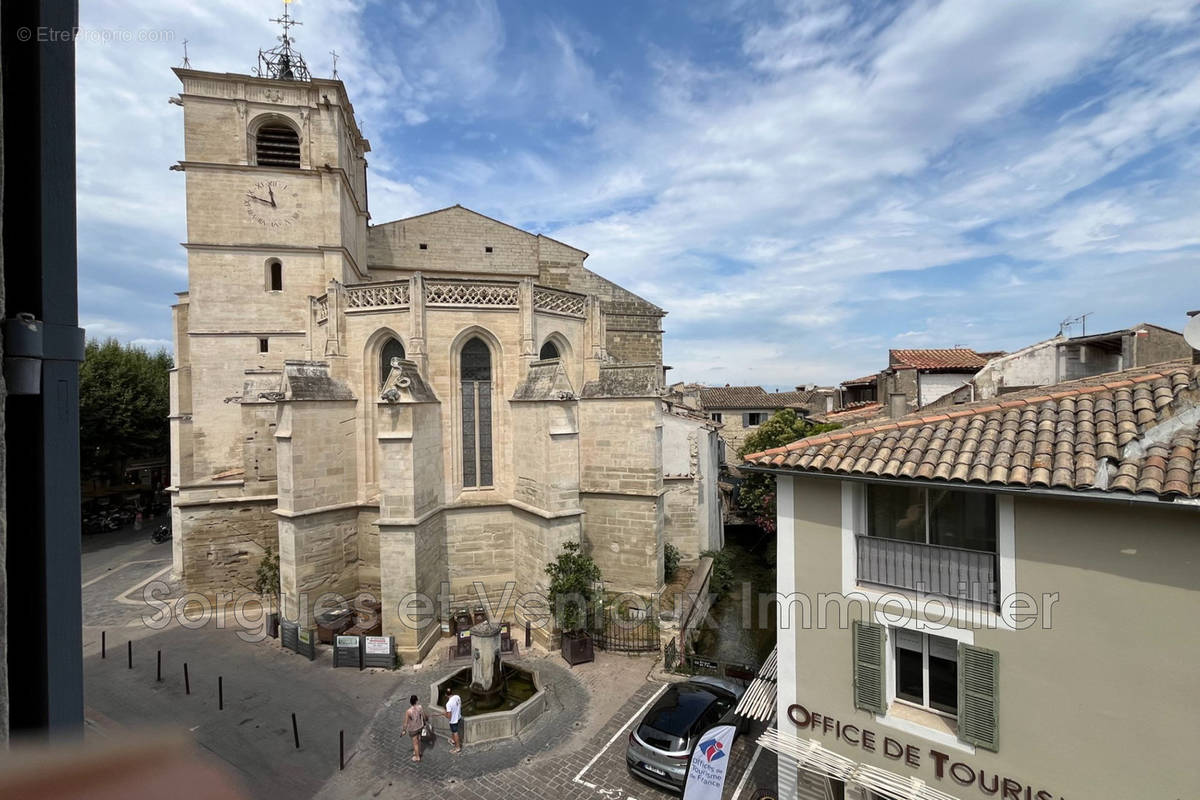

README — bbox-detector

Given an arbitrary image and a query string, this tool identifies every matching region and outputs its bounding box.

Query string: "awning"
[734,645,778,722]
[757,728,960,800]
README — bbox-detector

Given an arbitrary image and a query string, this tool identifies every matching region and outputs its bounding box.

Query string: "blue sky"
[78,0,1200,386]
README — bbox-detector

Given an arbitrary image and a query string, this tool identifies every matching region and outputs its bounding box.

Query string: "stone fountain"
[428,621,546,744]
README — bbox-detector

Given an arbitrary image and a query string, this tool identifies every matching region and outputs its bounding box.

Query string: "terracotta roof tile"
[889,348,990,370]
[743,359,1200,501]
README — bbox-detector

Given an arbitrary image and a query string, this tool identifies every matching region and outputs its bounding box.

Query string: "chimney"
[1187,310,1200,365]
[888,392,908,419]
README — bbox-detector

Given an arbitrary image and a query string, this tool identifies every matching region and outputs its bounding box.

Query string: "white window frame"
[841,481,1018,630]
[874,611,975,754]
[891,629,957,719]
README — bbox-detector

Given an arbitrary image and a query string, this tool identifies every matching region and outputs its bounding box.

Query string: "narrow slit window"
[268,260,283,291]
[461,337,493,488]
[255,123,300,168]
[259,338,269,353]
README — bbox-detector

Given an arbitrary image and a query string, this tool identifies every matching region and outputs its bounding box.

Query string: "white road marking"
[574,682,670,797]
[731,744,763,800]
[81,558,169,589]
[115,564,174,606]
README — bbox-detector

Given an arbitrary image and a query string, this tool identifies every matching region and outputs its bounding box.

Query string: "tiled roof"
[699,386,770,408]
[811,401,886,425]
[889,348,989,370]
[700,386,816,410]
[744,360,1200,500]
[840,373,879,387]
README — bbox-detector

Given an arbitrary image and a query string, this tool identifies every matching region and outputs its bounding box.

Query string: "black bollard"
[184,662,190,695]
[101,631,106,659]
[218,676,223,710]
[127,640,132,669]
[291,712,300,749]
[156,650,162,682]
[339,730,344,770]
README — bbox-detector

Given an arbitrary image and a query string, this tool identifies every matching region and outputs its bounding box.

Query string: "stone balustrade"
[533,286,587,318]
[324,278,588,317]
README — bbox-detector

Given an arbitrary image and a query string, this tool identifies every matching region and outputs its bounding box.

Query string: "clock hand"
[267,186,276,207]
[247,194,273,206]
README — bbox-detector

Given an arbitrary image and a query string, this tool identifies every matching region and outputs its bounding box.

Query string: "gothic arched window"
[539,340,560,360]
[461,337,493,488]
[379,338,405,388]
[255,123,300,168]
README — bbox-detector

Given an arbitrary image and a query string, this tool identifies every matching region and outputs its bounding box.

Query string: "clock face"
[244,179,302,228]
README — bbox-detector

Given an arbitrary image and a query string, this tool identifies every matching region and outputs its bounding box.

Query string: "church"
[166,33,721,661]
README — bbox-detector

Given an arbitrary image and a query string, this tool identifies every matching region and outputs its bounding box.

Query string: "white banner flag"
[682,723,737,800]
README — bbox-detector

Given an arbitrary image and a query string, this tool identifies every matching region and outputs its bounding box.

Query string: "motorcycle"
[151,521,172,544]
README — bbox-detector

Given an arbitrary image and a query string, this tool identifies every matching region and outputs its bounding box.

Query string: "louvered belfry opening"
[256,124,300,167]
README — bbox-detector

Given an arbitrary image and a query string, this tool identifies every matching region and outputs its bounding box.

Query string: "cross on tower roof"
[255,0,311,81]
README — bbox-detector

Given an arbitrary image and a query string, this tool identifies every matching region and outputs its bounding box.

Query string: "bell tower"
[168,7,371,592]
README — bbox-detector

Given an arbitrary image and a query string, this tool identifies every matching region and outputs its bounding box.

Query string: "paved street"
[80,524,778,800]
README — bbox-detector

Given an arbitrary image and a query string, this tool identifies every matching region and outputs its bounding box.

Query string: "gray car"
[625,677,745,793]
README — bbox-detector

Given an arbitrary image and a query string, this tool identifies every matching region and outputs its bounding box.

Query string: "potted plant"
[254,545,281,638]
[545,541,601,666]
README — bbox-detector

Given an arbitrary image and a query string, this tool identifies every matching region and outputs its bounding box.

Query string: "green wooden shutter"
[852,620,885,714]
[959,644,999,751]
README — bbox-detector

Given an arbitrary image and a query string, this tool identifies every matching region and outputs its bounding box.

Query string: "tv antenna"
[180,39,191,69]
[330,49,340,80]
[1059,312,1093,337]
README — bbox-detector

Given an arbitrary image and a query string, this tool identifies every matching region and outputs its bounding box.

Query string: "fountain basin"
[428,663,546,745]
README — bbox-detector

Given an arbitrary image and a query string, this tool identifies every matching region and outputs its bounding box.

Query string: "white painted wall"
[917,371,975,407]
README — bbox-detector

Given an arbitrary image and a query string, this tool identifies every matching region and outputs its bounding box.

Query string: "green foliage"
[253,546,281,603]
[736,409,839,534]
[701,548,736,598]
[545,540,602,634]
[663,542,681,581]
[79,338,172,481]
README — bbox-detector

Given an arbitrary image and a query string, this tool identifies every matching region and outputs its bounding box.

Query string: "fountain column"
[470,622,503,697]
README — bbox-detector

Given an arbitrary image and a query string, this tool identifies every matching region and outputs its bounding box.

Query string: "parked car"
[626,676,745,793]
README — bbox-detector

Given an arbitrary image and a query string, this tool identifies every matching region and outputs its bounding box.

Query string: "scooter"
[151,522,172,544]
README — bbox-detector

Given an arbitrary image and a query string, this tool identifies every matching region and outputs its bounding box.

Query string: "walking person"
[444,689,463,754]
[404,694,428,762]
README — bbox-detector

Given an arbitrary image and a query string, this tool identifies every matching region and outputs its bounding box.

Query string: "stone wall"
[580,494,663,596]
[174,497,279,595]
[368,205,539,276]
[277,507,360,625]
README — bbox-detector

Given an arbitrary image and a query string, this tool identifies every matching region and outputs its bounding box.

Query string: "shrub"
[545,541,602,634]
[664,542,681,581]
[701,548,735,598]
[254,546,281,606]
[737,409,839,533]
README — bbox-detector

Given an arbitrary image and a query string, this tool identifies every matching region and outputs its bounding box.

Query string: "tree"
[545,541,602,634]
[79,338,172,482]
[736,409,839,534]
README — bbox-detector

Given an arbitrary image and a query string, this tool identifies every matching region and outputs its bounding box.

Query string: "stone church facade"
[167,67,721,661]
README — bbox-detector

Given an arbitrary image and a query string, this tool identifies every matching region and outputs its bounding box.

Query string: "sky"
[77,0,1200,387]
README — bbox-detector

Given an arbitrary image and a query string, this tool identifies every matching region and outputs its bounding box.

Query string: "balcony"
[855,535,998,608]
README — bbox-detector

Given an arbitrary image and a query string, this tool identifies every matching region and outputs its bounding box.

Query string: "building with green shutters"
[743,357,1200,800]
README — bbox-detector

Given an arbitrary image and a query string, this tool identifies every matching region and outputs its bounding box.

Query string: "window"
[744,412,765,426]
[255,123,300,168]
[710,412,723,423]
[867,485,996,553]
[460,337,493,488]
[485,245,493,253]
[419,243,428,250]
[894,629,958,715]
[268,259,283,291]
[258,338,269,353]
[379,338,405,388]
[539,340,560,360]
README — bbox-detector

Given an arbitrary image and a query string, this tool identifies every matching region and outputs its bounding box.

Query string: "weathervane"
[255,0,311,81]
[180,39,192,68]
